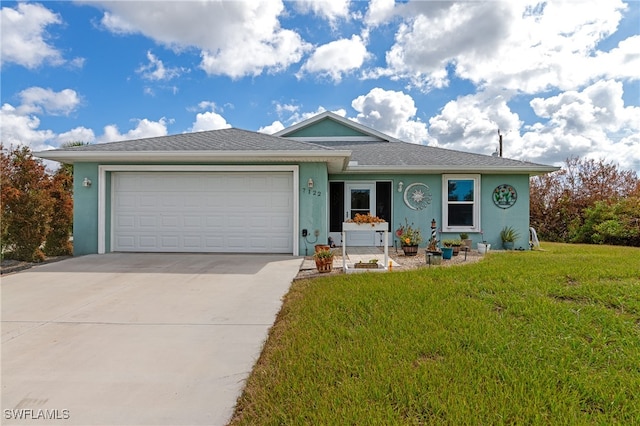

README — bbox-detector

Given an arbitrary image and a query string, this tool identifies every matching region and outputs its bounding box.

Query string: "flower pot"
[503,242,515,250]
[402,245,419,256]
[315,244,330,253]
[478,243,491,254]
[452,246,460,256]
[315,257,334,273]
[441,247,453,260]
[462,239,472,249]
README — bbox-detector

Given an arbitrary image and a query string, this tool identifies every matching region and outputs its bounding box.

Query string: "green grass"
[230,243,640,425]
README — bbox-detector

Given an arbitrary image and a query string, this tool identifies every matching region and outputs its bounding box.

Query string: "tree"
[1,145,54,261]
[43,166,73,256]
[530,156,640,245]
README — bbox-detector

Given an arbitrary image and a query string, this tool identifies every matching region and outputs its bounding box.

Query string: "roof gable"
[274,111,400,142]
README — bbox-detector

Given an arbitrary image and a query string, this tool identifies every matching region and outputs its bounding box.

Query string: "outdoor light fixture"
[82,177,92,188]
[397,181,404,192]
[307,178,314,189]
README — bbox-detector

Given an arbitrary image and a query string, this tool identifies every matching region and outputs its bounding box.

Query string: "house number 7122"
[302,188,321,196]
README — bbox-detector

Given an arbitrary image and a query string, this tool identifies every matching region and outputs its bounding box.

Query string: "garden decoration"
[493,184,517,209]
[500,226,521,250]
[396,219,422,256]
[313,248,335,273]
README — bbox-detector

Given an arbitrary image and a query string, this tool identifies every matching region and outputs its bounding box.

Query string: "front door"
[345,183,377,246]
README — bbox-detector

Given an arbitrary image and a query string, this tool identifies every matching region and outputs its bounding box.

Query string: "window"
[442,174,480,232]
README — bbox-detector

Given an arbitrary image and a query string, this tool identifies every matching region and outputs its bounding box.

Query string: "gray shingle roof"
[58,128,333,152]
[314,140,553,170]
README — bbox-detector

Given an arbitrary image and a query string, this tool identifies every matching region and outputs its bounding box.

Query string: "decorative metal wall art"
[493,184,517,209]
[403,183,432,210]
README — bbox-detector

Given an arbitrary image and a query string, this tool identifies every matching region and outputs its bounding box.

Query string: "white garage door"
[112,171,293,253]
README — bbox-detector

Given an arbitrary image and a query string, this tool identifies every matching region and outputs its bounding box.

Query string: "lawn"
[230,243,640,425]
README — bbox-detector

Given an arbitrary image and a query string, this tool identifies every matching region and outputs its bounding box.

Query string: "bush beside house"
[1,145,73,262]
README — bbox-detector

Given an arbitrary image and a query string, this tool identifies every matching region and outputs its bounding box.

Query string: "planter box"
[354,262,381,269]
[342,222,388,232]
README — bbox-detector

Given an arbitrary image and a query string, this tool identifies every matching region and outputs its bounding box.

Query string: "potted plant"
[500,226,520,250]
[313,248,335,273]
[451,239,463,256]
[396,219,422,256]
[441,239,455,259]
[459,233,472,249]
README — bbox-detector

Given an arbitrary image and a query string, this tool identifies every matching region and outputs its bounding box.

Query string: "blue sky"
[2,0,639,172]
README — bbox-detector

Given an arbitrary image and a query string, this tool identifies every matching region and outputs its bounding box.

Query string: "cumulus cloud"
[294,0,350,26]
[351,88,429,144]
[99,118,169,143]
[258,121,285,134]
[518,80,640,170]
[0,87,83,151]
[298,35,369,82]
[381,1,631,93]
[364,0,396,27]
[93,1,311,78]
[189,111,232,132]
[428,92,522,154]
[0,103,56,151]
[17,87,81,116]
[0,3,65,69]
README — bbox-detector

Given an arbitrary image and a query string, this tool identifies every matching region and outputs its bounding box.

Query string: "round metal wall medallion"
[493,184,517,209]
[404,183,432,210]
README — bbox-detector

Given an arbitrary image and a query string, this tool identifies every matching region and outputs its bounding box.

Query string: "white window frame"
[442,174,481,233]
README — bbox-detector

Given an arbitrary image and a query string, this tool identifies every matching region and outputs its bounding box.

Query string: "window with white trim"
[442,174,480,232]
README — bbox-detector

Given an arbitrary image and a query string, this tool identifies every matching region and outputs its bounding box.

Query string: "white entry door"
[345,183,377,246]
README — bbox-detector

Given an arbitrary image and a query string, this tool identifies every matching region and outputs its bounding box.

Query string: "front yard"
[230,243,640,424]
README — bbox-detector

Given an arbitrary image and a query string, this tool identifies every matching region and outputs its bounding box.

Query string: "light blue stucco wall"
[71,162,330,256]
[73,163,100,255]
[70,162,531,256]
[298,163,328,255]
[329,173,531,250]
[479,174,530,250]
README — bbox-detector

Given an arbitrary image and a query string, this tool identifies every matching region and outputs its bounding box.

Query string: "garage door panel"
[113,171,293,253]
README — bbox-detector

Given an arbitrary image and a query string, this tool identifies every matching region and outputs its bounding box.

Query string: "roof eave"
[34,150,353,173]
[340,165,561,175]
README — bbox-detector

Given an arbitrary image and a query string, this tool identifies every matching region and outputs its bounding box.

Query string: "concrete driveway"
[1,253,302,425]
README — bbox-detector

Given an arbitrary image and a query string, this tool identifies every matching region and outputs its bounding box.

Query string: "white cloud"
[17,87,81,116]
[54,127,96,146]
[136,51,185,81]
[0,103,56,152]
[365,0,396,27]
[0,3,65,69]
[93,1,311,78]
[518,80,640,170]
[426,80,639,171]
[189,111,232,132]
[428,92,522,154]
[351,88,429,144]
[382,1,631,93]
[294,0,350,25]
[99,118,169,143]
[258,121,285,134]
[298,35,369,82]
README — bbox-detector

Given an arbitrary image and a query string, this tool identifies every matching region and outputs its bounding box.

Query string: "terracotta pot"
[315,257,333,273]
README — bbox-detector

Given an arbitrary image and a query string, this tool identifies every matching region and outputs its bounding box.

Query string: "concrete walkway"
[1,253,302,426]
